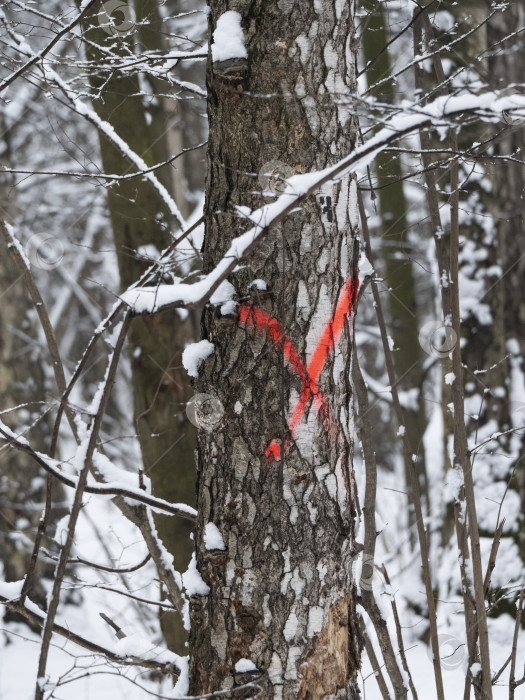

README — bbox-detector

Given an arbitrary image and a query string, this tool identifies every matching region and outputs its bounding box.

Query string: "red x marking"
[238,277,359,460]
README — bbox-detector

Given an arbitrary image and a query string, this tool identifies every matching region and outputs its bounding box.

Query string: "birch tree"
[188,2,362,696]
[0,2,524,698]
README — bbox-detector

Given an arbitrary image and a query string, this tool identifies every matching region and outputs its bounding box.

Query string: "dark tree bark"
[81,0,198,653]
[189,2,361,697]
[0,114,65,619]
[361,0,429,518]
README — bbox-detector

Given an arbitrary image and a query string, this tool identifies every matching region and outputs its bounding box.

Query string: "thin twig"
[0,219,79,604]
[420,13,493,697]
[0,428,197,521]
[0,594,178,675]
[0,0,101,93]
[34,314,131,699]
[360,616,392,700]
[382,565,419,700]
[352,340,408,698]
[358,189,445,700]
[483,520,505,598]
[509,590,524,700]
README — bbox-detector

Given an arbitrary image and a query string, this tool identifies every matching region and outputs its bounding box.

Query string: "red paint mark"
[288,277,358,437]
[265,439,281,460]
[238,277,359,460]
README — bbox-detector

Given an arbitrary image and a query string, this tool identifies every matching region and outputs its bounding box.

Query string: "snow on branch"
[120,89,525,316]
[1,26,188,231]
[0,587,182,676]
[0,422,197,521]
[0,0,100,93]
[43,66,187,230]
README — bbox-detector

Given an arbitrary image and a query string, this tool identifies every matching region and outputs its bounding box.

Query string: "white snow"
[211,11,247,63]
[41,65,186,229]
[235,658,258,673]
[118,89,525,320]
[114,631,180,666]
[470,662,481,677]
[173,656,189,696]
[445,372,456,386]
[250,279,268,290]
[209,279,237,315]
[0,579,24,601]
[54,514,70,547]
[182,554,210,596]
[204,522,226,551]
[182,340,214,378]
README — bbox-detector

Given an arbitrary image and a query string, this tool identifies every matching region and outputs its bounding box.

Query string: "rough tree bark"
[189,1,361,697]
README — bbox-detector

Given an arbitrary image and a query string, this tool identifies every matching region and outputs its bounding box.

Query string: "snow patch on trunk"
[204,522,226,551]
[182,340,214,378]
[211,11,247,63]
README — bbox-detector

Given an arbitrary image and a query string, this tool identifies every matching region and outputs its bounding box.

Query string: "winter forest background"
[0,0,524,698]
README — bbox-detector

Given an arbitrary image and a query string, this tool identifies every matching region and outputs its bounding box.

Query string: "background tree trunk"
[82,1,198,653]
[189,1,361,697]
[361,0,429,520]
[0,116,64,618]
[487,0,525,566]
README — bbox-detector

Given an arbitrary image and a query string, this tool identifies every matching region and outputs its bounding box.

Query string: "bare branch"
[0,426,197,521]
[0,0,101,93]
[0,594,180,676]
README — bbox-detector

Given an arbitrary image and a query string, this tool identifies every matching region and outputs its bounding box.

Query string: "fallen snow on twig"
[119,90,525,317]
[114,630,181,666]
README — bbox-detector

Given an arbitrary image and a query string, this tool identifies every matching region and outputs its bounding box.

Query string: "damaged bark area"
[298,595,360,699]
[189,1,361,697]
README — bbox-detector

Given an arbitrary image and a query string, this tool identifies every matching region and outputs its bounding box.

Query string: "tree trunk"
[361,0,429,520]
[487,0,525,565]
[189,2,361,697]
[0,114,64,618]
[81,1,197,653]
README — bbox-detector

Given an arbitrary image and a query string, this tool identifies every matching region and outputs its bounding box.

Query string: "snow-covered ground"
[0,493,185,700]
